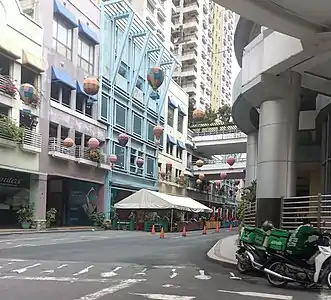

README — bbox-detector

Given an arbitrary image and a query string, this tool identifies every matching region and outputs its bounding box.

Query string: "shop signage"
[0,177,21,187]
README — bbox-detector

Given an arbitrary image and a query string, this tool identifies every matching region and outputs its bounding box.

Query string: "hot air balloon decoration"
[136,157,144,168]
[147,66,164,91]
[118,133,129,147]
[235,179,240,185]
[196,179,202,185]
[198,174,205,180]
[108,154,117,168]
[83,77,99,96]
[153,125,163,139]
[192,108,205,121]
[220,172,227,180]
[19,83,39,107]
[88,137,99,149]
[63,137,74,147]
[227,157,236,167]
[196,159,204,168]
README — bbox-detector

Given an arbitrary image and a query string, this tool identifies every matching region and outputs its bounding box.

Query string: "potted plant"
[0,115,24,143]
[88,148,103,163]
[0,76,17,97]
[88,211,105,227]
[46,208,57,228]
[16,204,34,229]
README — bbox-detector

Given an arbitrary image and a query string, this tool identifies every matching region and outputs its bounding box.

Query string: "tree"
[203,107,218,124]
[217,103,232,124]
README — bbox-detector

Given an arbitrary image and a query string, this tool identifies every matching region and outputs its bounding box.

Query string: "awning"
[167,134,176,145]
[76,81,97,101]
[178,104,187,116]
[78,21,99,45]
[177,140,186,150]
[114,189,212,213]
[51,67,76,89]
[53,0,78,28]
[22,50,44,73]
[168,96,177,108]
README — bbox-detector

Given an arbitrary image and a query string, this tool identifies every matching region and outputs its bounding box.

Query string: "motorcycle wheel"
[325,268,331,289]
[266,262,288,288]
[237,260,248,274]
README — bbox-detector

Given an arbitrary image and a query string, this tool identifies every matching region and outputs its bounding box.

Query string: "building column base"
[32,219,46,231]
[256,198,281,228]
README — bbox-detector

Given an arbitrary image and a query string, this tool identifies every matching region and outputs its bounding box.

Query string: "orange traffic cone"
[160,227,165,239]
[182,226,187,237]
[229,223,233,232]
[215,222,219,233]
[151,224,156,234]
[202,225,207,234]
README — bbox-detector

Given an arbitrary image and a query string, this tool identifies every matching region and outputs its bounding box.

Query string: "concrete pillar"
[245,131,258,185]
[256,74,301,227]
[30,174,47,230]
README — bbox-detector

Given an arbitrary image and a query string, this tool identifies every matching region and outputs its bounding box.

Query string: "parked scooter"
[262,232,331,288]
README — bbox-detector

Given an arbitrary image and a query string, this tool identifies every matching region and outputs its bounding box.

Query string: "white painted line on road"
[57,264,68,269]
[73,265,94,276]
[0,275,113,283]
[154,266,186,269]
[194,270,211,280]
[6,242,12,245]
[129,293,195,299]
[9,259,25,262]
[169,269,178,279]
[13,263,41,274]
[135,268,147,276]
[101,266,122,278]
[76,279,146,300]
[162,284,180,288]
[218,290,293,300]
[41,270,54,274]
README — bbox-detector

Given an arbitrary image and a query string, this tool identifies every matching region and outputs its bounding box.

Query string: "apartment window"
[61,126,69,140]
[49,122,58,138]
[114,144,125,169]
[50,83,61,101]
[147,0,154,13]
[118,62,128,78]
[76,94,84,113]
[133,114,142,136]
[147,123,155,142]
[62,86,71,107]
[78,38,94,73]
[101,94,108,121]
[21,66,38,87]
[52,18,72,60]
[136,77,144,90]
[176,148,183,160]
[146,156,155,178]
[74,131,83,147]
[130,148,143,175]
[177,114,184,133]
[168,106,174,127]
[166,143,174,156]
[115,103,126,128]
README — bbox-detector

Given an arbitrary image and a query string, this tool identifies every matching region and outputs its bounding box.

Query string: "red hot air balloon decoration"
[108,154,117,164]
[153,125,163,139]
[88,137,99,149]
[136,158,144,168]
[227,157,236,167]
[83,77,99,96]
[220,172,227,180]
[118,133,129,147]
[192,108,205,121]
[147,67,165,91]
[63,137,74,147]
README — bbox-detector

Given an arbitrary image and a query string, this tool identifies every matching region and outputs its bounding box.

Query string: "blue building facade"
[99,0,179,215]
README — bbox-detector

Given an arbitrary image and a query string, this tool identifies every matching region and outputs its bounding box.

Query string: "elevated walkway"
[190,124,247,156]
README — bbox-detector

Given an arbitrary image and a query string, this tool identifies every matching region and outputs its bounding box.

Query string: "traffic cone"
[151,224,156,234]
[229,223,233,232]
[160,227,165,239]
[215,222,219,233]
[182,226,187,237]
[202,225,207,234]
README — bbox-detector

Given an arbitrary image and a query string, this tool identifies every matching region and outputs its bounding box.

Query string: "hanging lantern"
[160,171,166,179]
[88,137,100,149]
[192,108,205,121]
[196,159,204,168]
[19,83,37,104]
[166,162,172,169]
[227,157,236,167]
[147,66,165,91]
[235,179,240,185]
[196,179,202,185]
[63,137,74,147]
[118,133,129,147]
[153,125,163,139]
[220,172,227,180]
[136,158,144,168]
[83,77,99,96]
[198,174,205,180]
[108,154,117,164]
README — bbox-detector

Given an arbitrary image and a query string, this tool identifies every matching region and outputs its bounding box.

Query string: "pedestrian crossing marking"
[130,293,195,299]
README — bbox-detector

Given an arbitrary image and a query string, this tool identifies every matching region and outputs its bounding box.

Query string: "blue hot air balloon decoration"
[147,66,165,91]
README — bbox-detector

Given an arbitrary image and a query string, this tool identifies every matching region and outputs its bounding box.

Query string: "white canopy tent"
[114,189,212,213]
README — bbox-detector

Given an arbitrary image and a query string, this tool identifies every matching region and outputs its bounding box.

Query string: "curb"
[207,235,237,267]
[0,228,101,237]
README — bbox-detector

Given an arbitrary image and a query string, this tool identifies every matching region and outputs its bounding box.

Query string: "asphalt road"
[0,229,328,300]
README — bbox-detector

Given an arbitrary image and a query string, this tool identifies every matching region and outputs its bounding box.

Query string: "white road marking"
[101,266,122,278]
[218,290,293,300]
[169,269,178,279]
[6,242,12,245]
[130,293,195,299]
[162,284,180,288]
[57,264,68,269]
[13,244,35,248]
[75,279,145,300]
[194,270,211,280]
[318,292,331,300]
[0,275,112,283]
[135,268,147,276]
[153,266,186,269]
[13,263,41,274]
[229,272,242,280]
[9,259,25,262]
[41,270,54,274]
[73,265,94,276]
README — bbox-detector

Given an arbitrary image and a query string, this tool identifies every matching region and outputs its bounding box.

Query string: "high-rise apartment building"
[171,0,212,110]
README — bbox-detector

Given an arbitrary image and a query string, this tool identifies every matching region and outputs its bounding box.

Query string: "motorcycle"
[262,233,331,288]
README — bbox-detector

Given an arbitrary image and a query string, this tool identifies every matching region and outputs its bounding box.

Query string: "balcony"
[208,29,212,38]
[181,33,198,47]
[20,128,42,154]
[181,0,199,14]
[183,17,199,30]
[0,75,17,107]
[202,35,207,44]
[181,82,197,94]
[203,3,208,14]
[181,49,198,62]
[175,66,197,78]
[48,138,76,162]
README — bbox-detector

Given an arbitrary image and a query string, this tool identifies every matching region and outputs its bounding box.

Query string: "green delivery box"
[254,228,267,246]
[267,228,290,251]
[240,226,256,244]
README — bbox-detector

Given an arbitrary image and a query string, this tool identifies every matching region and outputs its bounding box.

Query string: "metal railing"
[244,202,256,226]
[48,137,76,157]
[280,194,331,230]
[192,128,246,139]
[23,128,42,148]
[192,157,247,166]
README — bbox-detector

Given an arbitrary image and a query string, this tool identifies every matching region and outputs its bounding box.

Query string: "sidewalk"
[207,234,238,265]
[0,226,99,236]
